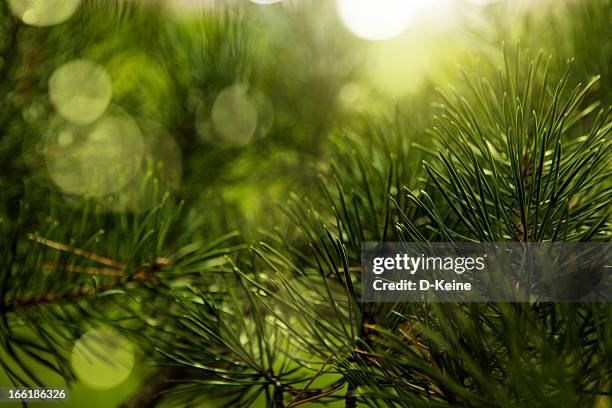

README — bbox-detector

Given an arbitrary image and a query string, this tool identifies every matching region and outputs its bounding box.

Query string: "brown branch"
[284,383,344,408]
[0,258,169,313]
[41,262,124,277]
[274,384,285,408]
[27,233,126,270]
[345,383,357,408]
[326,266,362,277]
[286,355,332,408]
[2,233,171,313]
[0,266,158,313]
[398,325,439,370]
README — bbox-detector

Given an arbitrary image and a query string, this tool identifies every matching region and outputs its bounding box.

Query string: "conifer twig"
[0,266,158,313]
[1,235,170,313]
[286,355,332,408]
[40,262,124,277]
[284,384,344,408]
[27,233,126,270]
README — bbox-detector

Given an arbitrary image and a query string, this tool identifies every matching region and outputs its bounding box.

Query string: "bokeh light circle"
[254,92,274,138]
[336,0,412,41]
[44,106,145,197]
[194,100,214,143]
[249,0,283,4]
[71,328,135,390]
[49,59,113,125]
[339,82,362,106]
[211,84,258,145]
[8,0,81,26]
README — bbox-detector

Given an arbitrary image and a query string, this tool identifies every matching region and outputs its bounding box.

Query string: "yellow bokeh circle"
[8,0,81,27]
[71,328,135,390]
[49,59,113,126]
[44,106,145,197]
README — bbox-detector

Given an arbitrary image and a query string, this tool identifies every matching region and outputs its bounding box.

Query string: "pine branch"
[284,384,344,408]
[273,384,285,408]
[0,266,157,313]
[26,233,127,270]
[0,0,609,404]
[285,355,333,408]
[1,234,170,313]
[345,383,357,408]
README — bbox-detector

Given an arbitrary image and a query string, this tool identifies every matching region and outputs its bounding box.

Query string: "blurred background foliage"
[0,0,610,407]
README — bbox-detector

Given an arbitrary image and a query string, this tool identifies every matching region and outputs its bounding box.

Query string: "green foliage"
[0,1,610,408]
[0,176,241,387]
[244,50,611,406]
[412,51,610,242]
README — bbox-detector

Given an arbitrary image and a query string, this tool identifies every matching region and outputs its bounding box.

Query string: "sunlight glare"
[336,0,413,41]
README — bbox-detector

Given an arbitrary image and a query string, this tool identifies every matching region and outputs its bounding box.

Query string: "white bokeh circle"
[44,106,145,197]
[49,59,113,126]
[211,84,258,145]
[8,0,81,27]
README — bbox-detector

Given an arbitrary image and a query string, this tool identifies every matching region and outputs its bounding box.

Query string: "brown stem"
[274,384,284,408]
[285,383,344,408]
[1,233,170,313]
[41,262,124,277]
[286,355,332,407]
[345,383,357,408]
[0,264,160,313]
[27,234,126,270]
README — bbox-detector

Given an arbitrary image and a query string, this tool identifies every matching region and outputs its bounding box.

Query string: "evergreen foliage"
[0,0,610,407]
